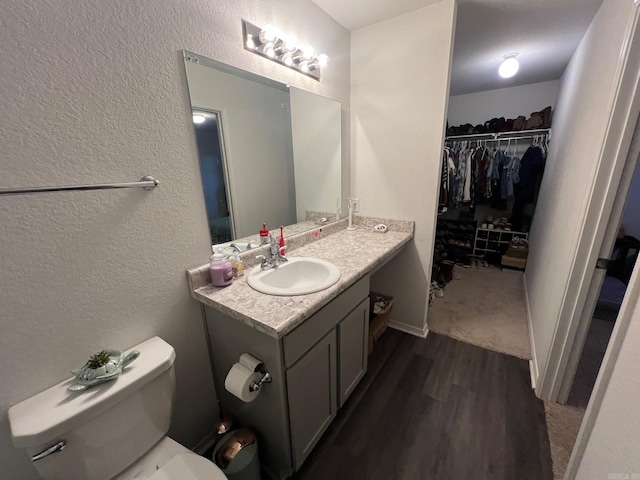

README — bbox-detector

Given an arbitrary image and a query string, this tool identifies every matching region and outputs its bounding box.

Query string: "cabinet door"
[337,298,370,407]
[286,329,337,470]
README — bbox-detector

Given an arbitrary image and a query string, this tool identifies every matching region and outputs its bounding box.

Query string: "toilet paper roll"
[224,363,262,402]
[238,353,263,373]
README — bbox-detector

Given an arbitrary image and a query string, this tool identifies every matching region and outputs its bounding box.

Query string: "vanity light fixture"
[499,53,520,79]
[242,19,329,81]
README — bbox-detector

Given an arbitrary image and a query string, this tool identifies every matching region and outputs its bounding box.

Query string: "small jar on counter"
[210,253,233,287]
[230,253,244,278]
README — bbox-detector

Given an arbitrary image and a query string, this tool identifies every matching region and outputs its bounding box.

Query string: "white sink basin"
[247,257,341,296]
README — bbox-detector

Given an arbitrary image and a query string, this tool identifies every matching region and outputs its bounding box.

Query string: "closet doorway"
[429,130,549,360]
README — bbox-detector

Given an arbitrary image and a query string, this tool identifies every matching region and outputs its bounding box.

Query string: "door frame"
[557,126,640,404]
[564,177,640,478]
[537,10,640,402]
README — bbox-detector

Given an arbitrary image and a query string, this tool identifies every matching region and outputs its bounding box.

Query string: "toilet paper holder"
[249,371,272,392]
[239,353,271,392]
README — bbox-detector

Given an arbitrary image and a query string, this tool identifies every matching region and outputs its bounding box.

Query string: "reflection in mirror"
[192,111,232,244]
[183,51,342,248]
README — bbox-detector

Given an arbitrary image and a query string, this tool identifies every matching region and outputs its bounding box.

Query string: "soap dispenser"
[259,223,269,245]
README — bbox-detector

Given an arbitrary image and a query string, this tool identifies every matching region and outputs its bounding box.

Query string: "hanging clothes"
[511,144,546,230]
[439,132,548,222]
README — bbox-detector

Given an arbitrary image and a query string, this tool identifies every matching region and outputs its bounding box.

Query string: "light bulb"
[264,43,276,58]
[499,55,519,78]
[299,61,309,73]
[317,53,329,68]
[282,53,293,66]
[301,44,315,60]
[246,34,256,50]
[193,114,206,124]
[259,24,278,44]
[283,36,298,53]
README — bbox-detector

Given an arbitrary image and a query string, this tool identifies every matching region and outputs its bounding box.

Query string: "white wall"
[447,80,560,127]
[0,1,350,478]
[351,0,457,336]
[290,87,342,222]
[185,61,296,238]
[575,264,640,477]
[621,155,640,239]
[524,0,637,390]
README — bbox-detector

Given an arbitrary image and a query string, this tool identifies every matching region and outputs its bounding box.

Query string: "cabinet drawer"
[283,276,369,368]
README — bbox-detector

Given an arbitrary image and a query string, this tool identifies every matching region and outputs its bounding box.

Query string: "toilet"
[8,337,227,480]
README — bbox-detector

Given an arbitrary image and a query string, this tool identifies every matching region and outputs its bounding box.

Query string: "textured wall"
[351,0,457,335]
[524,0,636,390]
[0,1,349,478]
[447,80,560,127]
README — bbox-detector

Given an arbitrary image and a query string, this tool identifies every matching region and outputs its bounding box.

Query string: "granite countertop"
[188,220,413,339]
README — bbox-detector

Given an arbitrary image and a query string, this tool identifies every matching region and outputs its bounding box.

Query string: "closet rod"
[0,176,160,196]
[445,128,551,141]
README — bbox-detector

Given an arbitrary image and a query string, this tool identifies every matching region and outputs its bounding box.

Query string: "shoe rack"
[473,227,528,257]
[435,219,477,262]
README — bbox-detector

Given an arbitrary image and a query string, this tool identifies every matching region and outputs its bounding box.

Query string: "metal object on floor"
[213,428,262,480]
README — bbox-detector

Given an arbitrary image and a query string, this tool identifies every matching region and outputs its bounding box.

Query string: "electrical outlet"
[352,198,360,213]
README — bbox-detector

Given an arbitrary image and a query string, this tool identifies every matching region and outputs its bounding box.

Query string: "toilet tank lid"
[8,336,176,449]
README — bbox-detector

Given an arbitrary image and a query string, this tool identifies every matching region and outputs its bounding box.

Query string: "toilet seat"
[149,453,227,480]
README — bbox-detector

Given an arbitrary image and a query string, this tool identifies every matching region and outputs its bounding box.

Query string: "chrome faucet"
[230,239,259,253]
[229,243,243,253]
[256,234,287,270]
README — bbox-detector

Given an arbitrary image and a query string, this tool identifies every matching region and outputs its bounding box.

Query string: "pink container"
[210,254,233,287]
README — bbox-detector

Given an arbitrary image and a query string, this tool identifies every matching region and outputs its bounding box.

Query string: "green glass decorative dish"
[68,349,140,392]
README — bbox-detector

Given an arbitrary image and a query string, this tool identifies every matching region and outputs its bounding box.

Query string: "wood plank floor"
[292,330,553,480]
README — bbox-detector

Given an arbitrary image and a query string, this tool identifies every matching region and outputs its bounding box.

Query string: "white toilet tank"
[9,337,177,480]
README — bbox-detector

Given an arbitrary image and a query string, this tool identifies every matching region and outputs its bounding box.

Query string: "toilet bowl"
[114,437,226,480]
[8,337,227,480]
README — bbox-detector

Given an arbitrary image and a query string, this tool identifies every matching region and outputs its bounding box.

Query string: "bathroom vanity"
[187,218,413,479]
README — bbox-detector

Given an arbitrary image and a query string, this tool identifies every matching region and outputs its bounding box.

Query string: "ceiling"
[311,0,604,96]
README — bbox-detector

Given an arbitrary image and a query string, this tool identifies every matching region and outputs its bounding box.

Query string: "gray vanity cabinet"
[286,329,337,468]
[203,275,370,479]
[337,298,369,407]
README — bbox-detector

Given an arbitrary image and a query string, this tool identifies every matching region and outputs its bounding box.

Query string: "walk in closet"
[434,128,550,276]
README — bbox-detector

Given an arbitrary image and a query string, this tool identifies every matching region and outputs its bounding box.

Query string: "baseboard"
[523,274,539,391]
[388,318,429,338]
[193,431,219,456]
[529,359,538,390]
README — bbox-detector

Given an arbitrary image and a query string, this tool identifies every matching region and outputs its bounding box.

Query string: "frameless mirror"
[183,51,342,249]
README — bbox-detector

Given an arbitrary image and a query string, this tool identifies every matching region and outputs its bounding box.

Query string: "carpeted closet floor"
[427,266,532,359]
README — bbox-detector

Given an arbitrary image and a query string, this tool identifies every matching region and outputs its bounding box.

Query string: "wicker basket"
[368,292,393,355]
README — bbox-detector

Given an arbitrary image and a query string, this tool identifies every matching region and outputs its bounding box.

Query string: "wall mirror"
[183,50,343,250]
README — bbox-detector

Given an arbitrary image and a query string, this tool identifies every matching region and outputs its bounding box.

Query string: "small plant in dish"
[86,350,111,370]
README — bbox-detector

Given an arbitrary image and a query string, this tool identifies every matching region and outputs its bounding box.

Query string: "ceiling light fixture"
[499,53,520,79]
[242,19,329,81]
[192,114,206,124]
